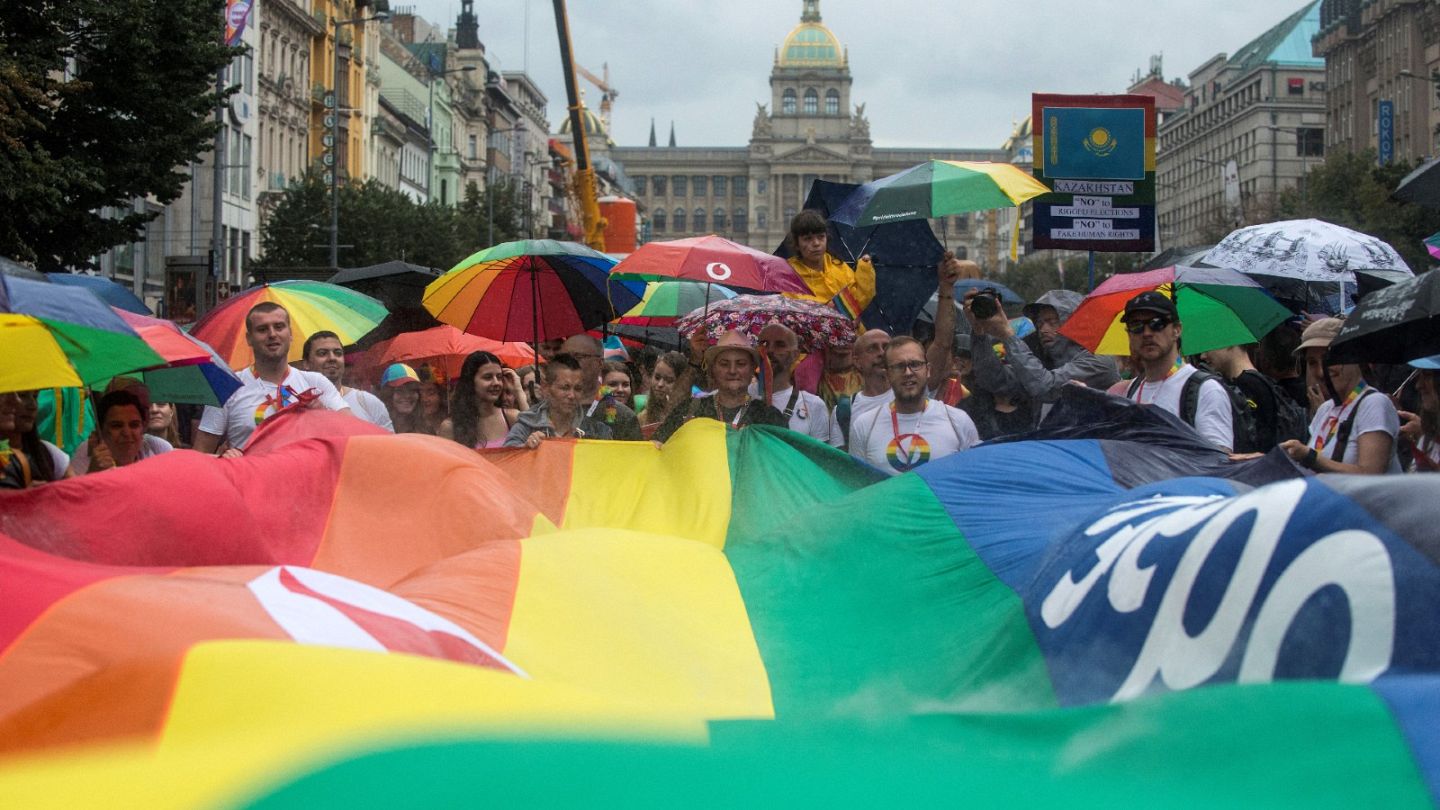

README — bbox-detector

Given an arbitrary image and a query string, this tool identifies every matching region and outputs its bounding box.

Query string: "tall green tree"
[1276,150,1440,272]
[0,0,236,270]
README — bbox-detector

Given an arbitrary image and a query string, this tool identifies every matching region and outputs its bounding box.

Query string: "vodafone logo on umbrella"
[705,262,733,281]
[247,565,525,675]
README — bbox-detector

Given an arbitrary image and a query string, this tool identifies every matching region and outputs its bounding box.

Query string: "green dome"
[778,22,844,67]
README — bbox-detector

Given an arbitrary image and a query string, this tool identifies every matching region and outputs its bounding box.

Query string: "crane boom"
[551,0,606,251]
[576,63,618,134]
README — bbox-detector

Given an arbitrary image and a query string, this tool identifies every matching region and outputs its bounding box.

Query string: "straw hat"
[1294,318,1344,354]
[703,330,761,368]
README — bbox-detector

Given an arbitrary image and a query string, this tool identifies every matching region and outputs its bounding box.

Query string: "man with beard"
[558,333,642,440]
[302,331,392,430]
[1119,291,1234,452]
[848,336,978,475]
[753,322,841,446]
[194,303,348,455]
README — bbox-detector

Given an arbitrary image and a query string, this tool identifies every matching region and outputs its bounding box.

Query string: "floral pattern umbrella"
[675,294,857,354]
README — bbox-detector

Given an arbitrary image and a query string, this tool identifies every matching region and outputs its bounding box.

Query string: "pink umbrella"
[609,235,809,294]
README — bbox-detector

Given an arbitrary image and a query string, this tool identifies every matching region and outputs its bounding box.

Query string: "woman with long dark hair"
[442,351,529,449]
[0,390,68,485]
[637,351,689,437]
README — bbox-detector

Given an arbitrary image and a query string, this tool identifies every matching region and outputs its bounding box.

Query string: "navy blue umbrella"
[774,180,945,336]
[47,273,151,315]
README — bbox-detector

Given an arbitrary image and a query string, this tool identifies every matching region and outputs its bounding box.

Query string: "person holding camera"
[964,288,1118,424]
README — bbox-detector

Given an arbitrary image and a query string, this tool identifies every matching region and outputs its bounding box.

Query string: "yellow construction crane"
[576,63,618,134]
[552,0,606,251]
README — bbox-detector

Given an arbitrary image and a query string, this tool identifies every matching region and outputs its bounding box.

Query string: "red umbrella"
[360,326,541,384]
[609,235,809,294]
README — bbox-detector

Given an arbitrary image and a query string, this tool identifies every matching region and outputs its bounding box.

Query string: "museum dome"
[777,1,845,68]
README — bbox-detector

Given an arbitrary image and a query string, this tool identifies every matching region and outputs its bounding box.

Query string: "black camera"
[970,288,1002,320]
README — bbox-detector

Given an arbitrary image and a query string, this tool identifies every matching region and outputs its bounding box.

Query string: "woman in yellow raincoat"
[782,210,875,319]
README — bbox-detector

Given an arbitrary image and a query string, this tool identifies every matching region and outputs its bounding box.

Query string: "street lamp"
[329,9,390,273]
[426,65,477,205]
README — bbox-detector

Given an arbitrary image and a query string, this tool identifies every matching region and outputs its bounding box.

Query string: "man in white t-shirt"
[302,331,393,431]
[849,336,978,475]
[193,303,349,455]
[753,322,842,446]
[1119,291,1234,452]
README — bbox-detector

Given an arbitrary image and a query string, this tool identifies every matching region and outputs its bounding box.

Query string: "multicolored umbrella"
[830,160,1051,228]
[424,240,641,344]
[1424,230,1440,261]
[676,294,857,354]
[47,273,151,315]
[1201,219,1412,284]
[191,281,387,369]
[1060,265,1292,357]
[364,325,542,382]
[114,310,243,406]
[610,235,809,294]
[0,275,164,393]
[617,281,737,327]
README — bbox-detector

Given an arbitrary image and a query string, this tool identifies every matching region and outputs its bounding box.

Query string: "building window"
[673,207,687,231]
[803,88,818,115]
[713,207,726,230]
[1288,77,1304,96]
[782,88,796,115]
[825,89,839,116]
[784,206,796,223]
[735,176,748,195]
[712,176,727,196]
[468,134,478,160]
[756,178,767,194]
[633,175,646,195]
[756,208,767,230]
[693,176,707,197]
[652,176,666,196]
[1297,127,1324,157]
[653,209,666,232]
[672,176,687,196]
[693,207,706,232]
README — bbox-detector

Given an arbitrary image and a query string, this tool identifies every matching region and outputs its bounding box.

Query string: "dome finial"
[801,0,821,23]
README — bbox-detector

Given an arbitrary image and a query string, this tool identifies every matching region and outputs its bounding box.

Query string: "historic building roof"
[777,1,845,68]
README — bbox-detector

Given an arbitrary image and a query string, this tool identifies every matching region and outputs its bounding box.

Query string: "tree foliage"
[256,174,532,272]
[999,252,1145,303]
[0,0,236,270]
[1276,149,1440,272]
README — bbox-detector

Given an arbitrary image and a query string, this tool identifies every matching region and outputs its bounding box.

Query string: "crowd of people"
[3,211,1437,489]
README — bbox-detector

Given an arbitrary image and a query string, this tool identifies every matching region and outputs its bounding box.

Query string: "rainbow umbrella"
[423,240,641,345]
[0,275,164,394]
[1060,265,1292,357]
[617,281,737,327]
[830,160,1052,228]
[610,235,809,294]
[190,281,387,369]
[1424,230,1440,261]
[114,310,243,406]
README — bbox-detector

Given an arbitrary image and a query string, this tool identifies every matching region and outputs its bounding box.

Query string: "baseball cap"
[1294,318,1344,354]
[381,363,421,387]
[1122,291,1178,322]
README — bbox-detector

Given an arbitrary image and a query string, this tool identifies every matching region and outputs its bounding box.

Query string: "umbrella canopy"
[830,160,1051,228]
[0,275,164,393]
[47,273,151,315]
[676,294,857,354]
[1329,269,1440,364]
[1201,219,1412,284]
[617,281,737,327]
[424,240,639,344]
[366,325,541,382]
[112,310,243,406]
[774,179,946,336]
[610,235,809,294]
[914,279,1027,340]
[1392,156,1440,208]
[1060,265,1291,357]
[328,261,442,311]
[191,281,387,369]
[0,257,45,281]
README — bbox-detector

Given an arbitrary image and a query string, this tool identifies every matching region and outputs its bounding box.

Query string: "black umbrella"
[1392,157,1440,208]
[773,179,945,336]
[1329,270,1440,363]
[328,261,441,310]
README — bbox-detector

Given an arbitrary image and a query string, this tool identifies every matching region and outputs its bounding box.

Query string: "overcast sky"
[406,0,1312,149]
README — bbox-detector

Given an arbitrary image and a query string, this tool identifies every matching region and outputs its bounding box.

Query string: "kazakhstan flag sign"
[1042,107,1145,180]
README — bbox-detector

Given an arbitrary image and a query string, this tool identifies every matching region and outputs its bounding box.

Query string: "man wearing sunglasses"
[1120,291,1235,452]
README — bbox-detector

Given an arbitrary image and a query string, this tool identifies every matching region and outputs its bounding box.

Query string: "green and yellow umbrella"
[830,160,1051,228]
[191,281,387,369]
[0,275,165,394]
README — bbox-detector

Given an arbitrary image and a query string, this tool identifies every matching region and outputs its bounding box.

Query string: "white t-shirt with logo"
[751,383,842,446]
[849,399,979,476]
[1125,363,1234,451]
[199,367,348,449]
[342,387,394,431]
[1307,388,1402,473]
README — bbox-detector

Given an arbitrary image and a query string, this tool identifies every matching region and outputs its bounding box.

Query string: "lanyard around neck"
[1135,359,1183,402]
[890,399,929,444]
[1313,382,1368,451]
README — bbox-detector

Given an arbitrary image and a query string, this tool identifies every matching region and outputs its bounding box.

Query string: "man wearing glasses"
[848,336,978,476]
[1120,291,1234,452]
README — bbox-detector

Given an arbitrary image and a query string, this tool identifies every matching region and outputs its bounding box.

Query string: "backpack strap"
[781,385,803,420]
[1126,376,1142,399]
[1330,389,1378,463]
[1179,371,1213,428]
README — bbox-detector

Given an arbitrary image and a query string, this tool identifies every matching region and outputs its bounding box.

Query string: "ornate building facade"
[600,1,1004,256]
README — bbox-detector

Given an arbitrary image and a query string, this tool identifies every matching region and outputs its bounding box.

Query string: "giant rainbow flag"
[0,404,1436,808]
